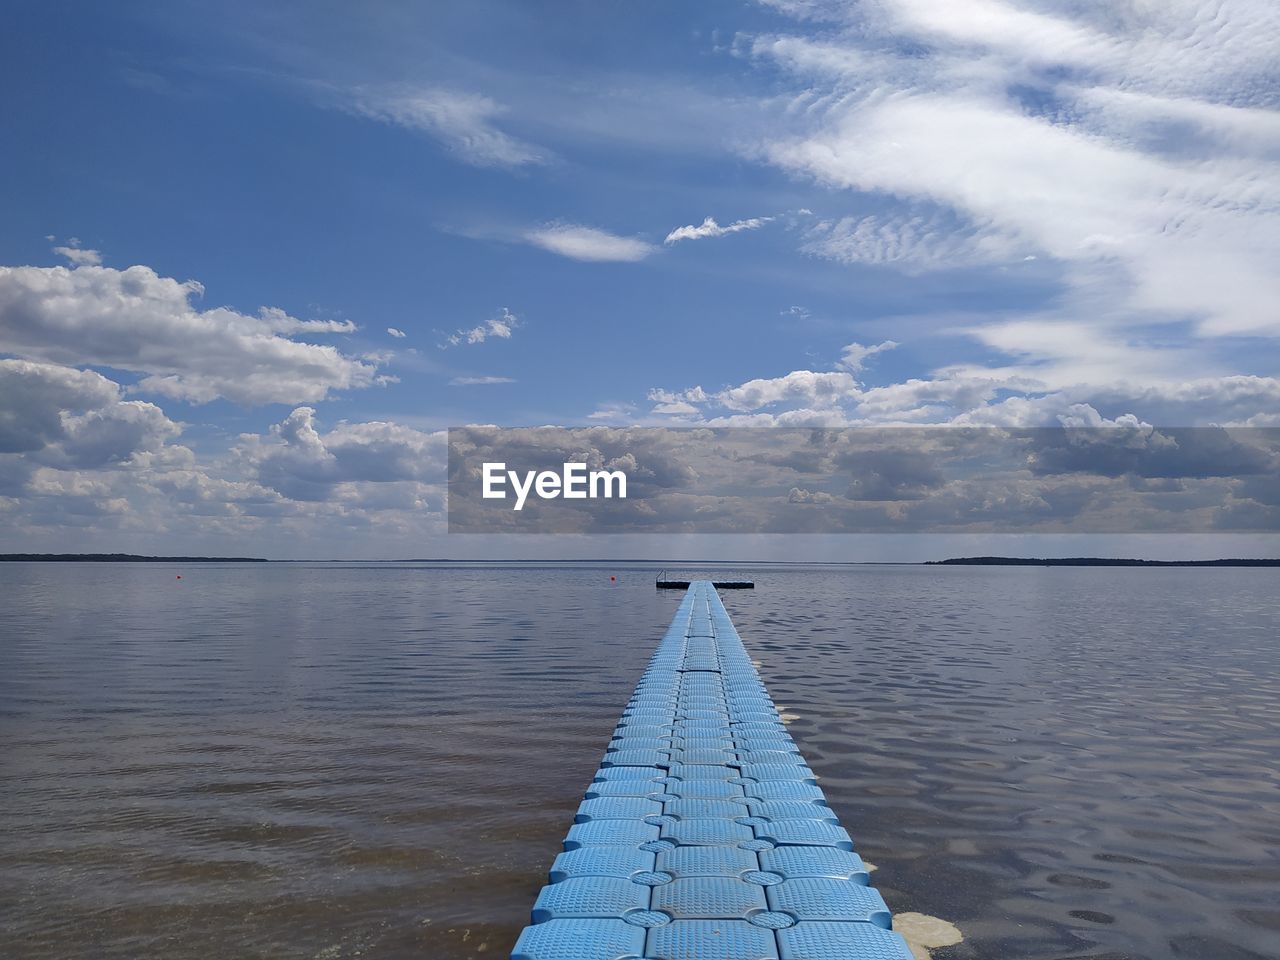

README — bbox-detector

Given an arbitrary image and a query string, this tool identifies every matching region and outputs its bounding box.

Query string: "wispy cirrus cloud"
[450,375,515,386]
[587,401,639,421]
[664,215,775,245]
[839,340,898,373]
[349,87,545,168]
[743,0,1280,389]
[522,223,656,262]
[800,210,1024,270]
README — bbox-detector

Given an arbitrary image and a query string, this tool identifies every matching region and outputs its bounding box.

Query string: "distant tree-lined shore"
[0,554,268,562]
[1,554,1275,566]
[927,557,1279,567]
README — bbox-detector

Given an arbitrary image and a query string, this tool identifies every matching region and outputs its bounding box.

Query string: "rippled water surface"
[1,562,1277,959]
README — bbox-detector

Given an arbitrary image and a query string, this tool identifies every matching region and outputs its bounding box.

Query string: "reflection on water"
[1,562,1277,959]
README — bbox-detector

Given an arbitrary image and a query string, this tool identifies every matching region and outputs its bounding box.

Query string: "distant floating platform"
[656,579,754,590]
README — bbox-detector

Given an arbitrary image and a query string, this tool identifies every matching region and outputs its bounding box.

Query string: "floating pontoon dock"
[655,579,755,590]
[655,572,754,590]
[510,581,912,960]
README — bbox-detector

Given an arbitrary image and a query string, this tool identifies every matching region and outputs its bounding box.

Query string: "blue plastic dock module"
[511,581,914,960]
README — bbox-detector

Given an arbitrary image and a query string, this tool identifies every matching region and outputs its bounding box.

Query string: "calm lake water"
[1,562,1277,959]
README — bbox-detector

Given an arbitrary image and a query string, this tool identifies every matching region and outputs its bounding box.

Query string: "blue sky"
[1,0,1278,557]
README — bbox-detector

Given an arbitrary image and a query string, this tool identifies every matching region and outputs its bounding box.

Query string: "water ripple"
[1,562,1277,959]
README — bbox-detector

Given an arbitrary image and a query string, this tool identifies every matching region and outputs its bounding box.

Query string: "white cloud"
[350,87,544,168]
[851,375,1017,424]
[2,392,450,547]
[788,487,837,504]
[235,406,445,502]
[664,215,774,245]
[0,361,454,546]
[949,314,1219,389]
[0,263,386,405]
[450,375,515,385]
[440,307,519,348]
[766,92,1280,336]
[647,350,1280,427]
[2,360,119,455]
[523,224,655,262]
[587,402,638,421]
[718,370,858,412]
[0,360,182,477]
[648,386,710,416]
[651,399,699,416]
[52,239,102,267]
[387,327,407,338]
[802,211,1022,269]
[839,340,898,374]
[745,0,1280,386]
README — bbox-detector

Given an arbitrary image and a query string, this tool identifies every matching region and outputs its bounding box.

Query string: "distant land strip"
[0,553,268,562]
[928,557,1280,567]
[2,554,1276,566]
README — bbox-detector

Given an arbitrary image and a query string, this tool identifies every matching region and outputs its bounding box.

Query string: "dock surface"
[510,581,912,959]
[656,578,754,590]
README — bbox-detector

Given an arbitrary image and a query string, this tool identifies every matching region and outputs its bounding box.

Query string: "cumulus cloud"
[0,372,457,546]
[0,267,444,545]
[648,386,710,416]
[448,424,1280,534]
[51,238,102,266]
[0,359,181,468]
[387,327,407,338]
[664,215,774,245]
[788,486,836,504]
[350,87,544,168]
[650,353,911,419]
[650,373,858,418]
[523,224,655,262]
[439,307,519,348]
[719,371,858,412]
[0,263,386,405]
[236,406,445,502]
[0,361,189,521]
[1,419,453,549]
[644,333,1280,428]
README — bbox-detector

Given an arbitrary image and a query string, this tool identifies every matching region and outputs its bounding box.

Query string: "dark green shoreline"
[927,557,1280,567]
[0,553,268,562]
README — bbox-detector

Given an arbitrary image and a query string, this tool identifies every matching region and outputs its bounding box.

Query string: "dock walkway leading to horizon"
[510,581,913,960]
